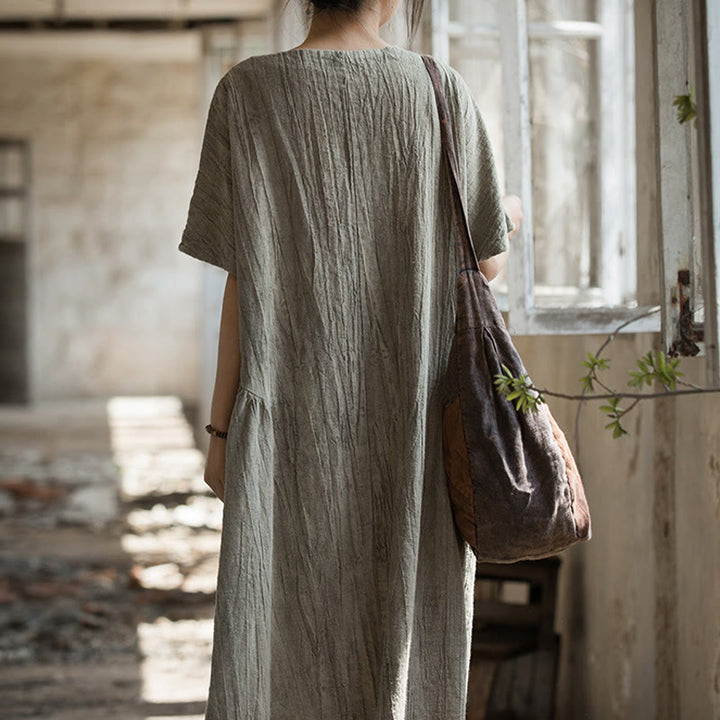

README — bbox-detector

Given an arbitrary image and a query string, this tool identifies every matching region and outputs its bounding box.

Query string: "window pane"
[529,36,600,291]
[449,0,498,25]
[0,197,25,239]
[449,35,508,288]
[527,0,597,23]
[0,145,26,190]
[449,35,505,189]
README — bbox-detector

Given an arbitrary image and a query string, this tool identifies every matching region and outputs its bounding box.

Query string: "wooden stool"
[466,556,562,720]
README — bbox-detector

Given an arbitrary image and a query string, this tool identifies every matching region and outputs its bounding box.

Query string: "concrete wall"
[526,332,720,720]
[0,32,205,402]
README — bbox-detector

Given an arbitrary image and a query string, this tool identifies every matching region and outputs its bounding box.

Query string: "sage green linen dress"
[178,44,511,720]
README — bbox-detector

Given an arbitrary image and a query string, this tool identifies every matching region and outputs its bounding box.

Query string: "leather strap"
[421,54,480,274]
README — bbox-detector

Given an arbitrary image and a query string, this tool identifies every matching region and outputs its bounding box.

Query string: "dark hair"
[284,0,426,46]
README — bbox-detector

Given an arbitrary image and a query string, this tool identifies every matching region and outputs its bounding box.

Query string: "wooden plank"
[532,640,561,718]
[508,650,536,714]
[487,655,514,714]
[652,395,680,719]
[474,599,543,627]
[486,643,560,720]
[476,557,561,583]
[472,625,538,661]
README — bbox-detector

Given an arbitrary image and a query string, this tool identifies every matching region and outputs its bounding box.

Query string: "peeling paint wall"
[533,338,720,720]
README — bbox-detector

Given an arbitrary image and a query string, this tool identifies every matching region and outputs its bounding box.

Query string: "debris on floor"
[0,397,220,720]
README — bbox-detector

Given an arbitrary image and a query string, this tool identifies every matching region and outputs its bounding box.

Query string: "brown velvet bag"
[422,55,592,563]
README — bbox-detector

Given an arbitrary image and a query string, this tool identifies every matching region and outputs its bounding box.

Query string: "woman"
[178,0,522,717]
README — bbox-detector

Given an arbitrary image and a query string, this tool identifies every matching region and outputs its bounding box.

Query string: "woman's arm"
[478,250,509,282]
[204,273,241,501]
[478,194,522,282]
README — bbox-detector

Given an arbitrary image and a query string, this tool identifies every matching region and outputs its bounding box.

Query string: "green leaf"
[500,363,515,378]
[673,86,697,126]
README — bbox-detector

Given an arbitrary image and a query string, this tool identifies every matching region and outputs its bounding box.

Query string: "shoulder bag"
[421,54,592,563]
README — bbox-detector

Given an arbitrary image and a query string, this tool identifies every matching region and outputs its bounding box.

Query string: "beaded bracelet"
[205,423,228,439]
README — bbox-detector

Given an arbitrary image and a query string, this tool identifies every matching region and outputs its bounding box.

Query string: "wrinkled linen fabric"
[178,44,510,720]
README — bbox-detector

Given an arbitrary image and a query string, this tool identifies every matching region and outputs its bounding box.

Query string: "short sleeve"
[455,74,511,262]
[178,75,236,274]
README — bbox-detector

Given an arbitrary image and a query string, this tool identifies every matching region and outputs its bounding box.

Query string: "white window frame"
[703,0,720,385]
[652,0,720,385]
[432,0,661,335]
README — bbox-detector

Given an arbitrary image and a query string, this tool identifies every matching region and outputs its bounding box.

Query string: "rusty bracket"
[668,269,702,357]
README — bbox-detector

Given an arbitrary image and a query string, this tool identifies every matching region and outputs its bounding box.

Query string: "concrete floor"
[0,396,220,720]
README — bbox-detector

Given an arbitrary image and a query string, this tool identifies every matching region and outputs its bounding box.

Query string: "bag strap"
[420,54,480,274]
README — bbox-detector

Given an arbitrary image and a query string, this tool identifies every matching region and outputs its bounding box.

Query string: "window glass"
[529,36,600,291]
[527,0,596,24]
[448,0,498,26]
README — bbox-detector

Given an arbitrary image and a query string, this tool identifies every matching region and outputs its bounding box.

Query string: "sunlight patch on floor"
[138,616,214,707]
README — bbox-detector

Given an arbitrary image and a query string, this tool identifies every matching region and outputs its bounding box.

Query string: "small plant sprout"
[673,85,697,127]
[492,346,710,439]
[493,364,545,414]
[627,350,684,391]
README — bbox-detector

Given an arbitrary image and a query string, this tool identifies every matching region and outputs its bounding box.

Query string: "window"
[702,0,720,384]
[434,0,720,383]
[652,0,720,385]
[432,0,661,335]
[0,139,30,402]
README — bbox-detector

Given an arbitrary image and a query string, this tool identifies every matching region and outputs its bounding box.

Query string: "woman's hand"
[204,436,227,502]
[503,194,523,240]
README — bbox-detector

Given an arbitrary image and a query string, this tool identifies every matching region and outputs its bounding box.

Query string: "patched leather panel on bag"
[546,410,591,540]
[442,396,477,549]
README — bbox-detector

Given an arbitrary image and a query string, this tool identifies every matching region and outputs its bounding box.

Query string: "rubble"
[0,397,219,719]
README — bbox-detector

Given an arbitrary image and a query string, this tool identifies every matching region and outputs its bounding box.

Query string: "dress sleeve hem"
[178,232,236,275]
